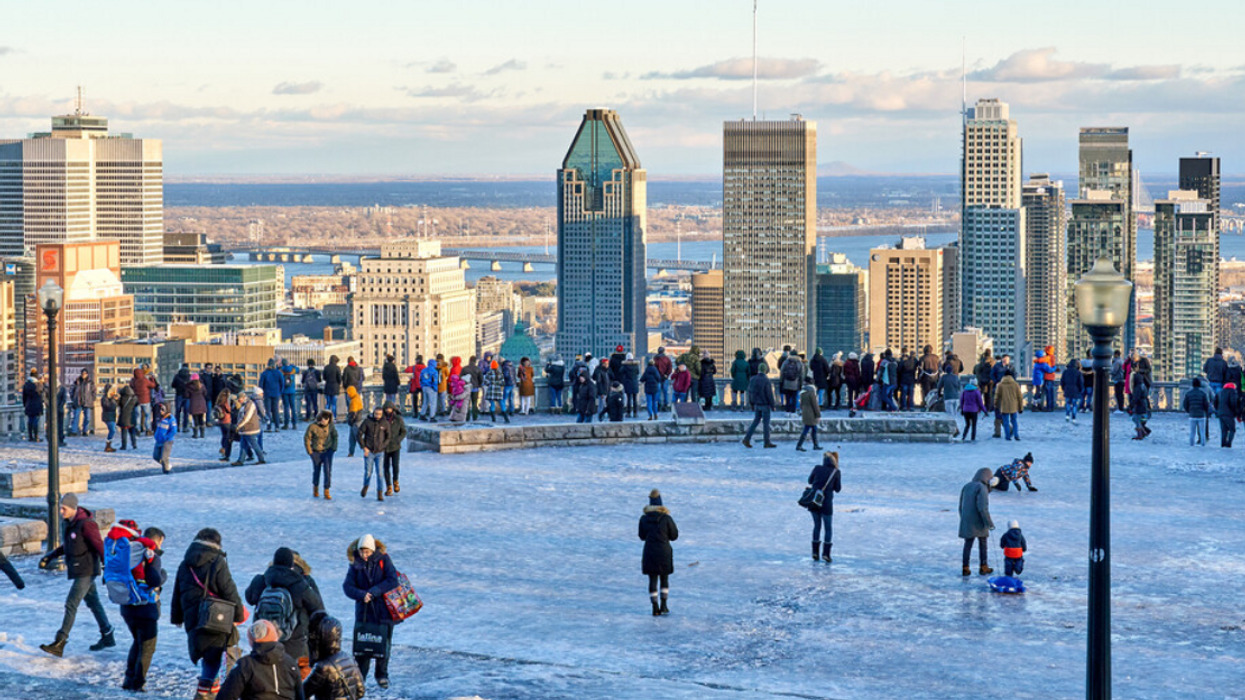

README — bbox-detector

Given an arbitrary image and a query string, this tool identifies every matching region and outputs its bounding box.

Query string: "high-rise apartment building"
[722,116,817,356]
[691,269,724,361]
[556,109,647,357]
[1022,175,1067,356]
[122,265,281,334]
[0,280,20,436]
[1153,191,1217,381]
[1179,153,1221,292]
[1066,192,1129,358]
[26,241,134,385]
[960,99,1026,356]
[941,241,959,347]
[814,255,866,358]
[0,107,163,264]
[1074,128,1135,350]
[868,237,944,354]
[349,240,475,368]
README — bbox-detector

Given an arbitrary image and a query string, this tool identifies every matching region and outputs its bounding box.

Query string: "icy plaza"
[0,412,1242,699]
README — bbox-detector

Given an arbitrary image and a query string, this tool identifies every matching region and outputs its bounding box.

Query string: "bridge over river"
[243,247,720,272]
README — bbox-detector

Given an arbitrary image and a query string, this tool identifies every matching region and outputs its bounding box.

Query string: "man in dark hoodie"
[958,467,995,576]
[321,355,343,419]
[341,356,363,396]
[39,493,115,656]
[245,547,325,676]
[172,363,192,432]
[217,620,305,700]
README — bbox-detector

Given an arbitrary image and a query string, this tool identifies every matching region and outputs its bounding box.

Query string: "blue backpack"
[103,530,156,606]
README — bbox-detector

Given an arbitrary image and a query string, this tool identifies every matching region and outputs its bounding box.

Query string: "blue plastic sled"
[988,575,1026,594]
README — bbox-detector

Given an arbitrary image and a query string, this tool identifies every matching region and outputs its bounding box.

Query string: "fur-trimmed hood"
[346,537,388,563]
[642,505,669,516]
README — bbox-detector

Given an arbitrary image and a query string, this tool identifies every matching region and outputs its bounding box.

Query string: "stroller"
[924,388,945,412]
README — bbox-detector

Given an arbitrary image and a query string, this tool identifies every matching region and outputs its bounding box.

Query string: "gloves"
[38,556,51,570]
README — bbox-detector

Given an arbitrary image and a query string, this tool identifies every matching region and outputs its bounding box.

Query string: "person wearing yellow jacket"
[345,385,364,458]
[436,353,450,416]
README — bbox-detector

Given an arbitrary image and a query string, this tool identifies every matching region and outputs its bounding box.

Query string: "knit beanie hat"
[273,547,296,568]
[616,345,624,353]
[648,489,662,507]
[358,534,376,551]
[60,493,78,510]
[1023,452,1034,463]
[1008,520,1020,530]
[249,620,279,644]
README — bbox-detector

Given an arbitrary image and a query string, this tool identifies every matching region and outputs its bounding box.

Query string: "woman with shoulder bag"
[170,528,247,700]
[342,534,399,690]
[805,452,842,562]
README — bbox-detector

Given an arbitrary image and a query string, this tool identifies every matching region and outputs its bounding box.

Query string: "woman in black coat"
[342,534,400,689]
[807,452,842,562]
[572,374,598,424]
[698,355,717,410]
[169,528,246,698]
[640,362,662,420]
[638,489,679,616]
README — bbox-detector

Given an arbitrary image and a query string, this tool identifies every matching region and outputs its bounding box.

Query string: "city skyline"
[2,0,1243,176]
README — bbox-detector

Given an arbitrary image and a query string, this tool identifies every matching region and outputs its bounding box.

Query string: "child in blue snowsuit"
[1000,520,1027,577]
[152,404,178,474]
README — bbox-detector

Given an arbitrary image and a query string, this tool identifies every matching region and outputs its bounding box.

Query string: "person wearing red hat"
[610,345,627,384]
[1215,382,1241,447]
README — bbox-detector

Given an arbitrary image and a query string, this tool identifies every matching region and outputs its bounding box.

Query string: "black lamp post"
[1074,256,1133,700]
[37,279,64,560]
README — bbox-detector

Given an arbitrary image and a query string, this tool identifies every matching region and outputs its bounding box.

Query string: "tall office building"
[1179,153,1221,293]
[1066,192,1129,358]
[122,265,281,334]
[0,105,164,264]
[1022,175,1067,357]
[959,99,1026,356]
[814,254,866,358]
[26,241,134,385]
[1153,191,1217,381]
[556,109,647,357]
[0,280,20,436]
[722,116,817,356]
[691,269,724,362]
[349,240,475,368]
[940,241,959,347]
[1073,128,1135,351]
[868,237,944,354]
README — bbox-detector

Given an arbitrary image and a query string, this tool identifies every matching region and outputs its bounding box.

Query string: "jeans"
[1081,384,1093,411]
[810,509,833,543]
[325,393,338,417]
[502,385,514,413]
[744,406,772,444]
[311,451,333,489]
[421,387,438,420]
[673,391,687,404]
[72,406,93,434]
[200,647,225,686]
[264,396,280,429]
[549,386,564,410]
[105,420,117,442]
[304,391,320,420]
[1001,413,1018,440]
[347,420,359,456]
[384,392,397,407]
[646,393,659,418]
[1005,556,1025,577]
[944,399,960,418]
[1065,399,1079,420]
[59,576,112,638]
[237,433,264,462]
[27,415,38,441]
[1190,417,1207,446]
[881,384,898,411]
[576,411,592,423]
[175,396,190,430]
[281,394,297,427]
[962,536,988,568]
[1044,382,1057,411]
[121,607,158,690]
[362,452,382,490]
[899,383,914,410]
[138,403,151,433]
[798,424,818,447]
[383,450,401,488]
[659,379,671,409]
[1220,417,1236,447]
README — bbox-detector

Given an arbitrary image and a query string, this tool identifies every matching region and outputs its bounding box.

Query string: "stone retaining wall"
[0,463,90,499]
[0,507,115,557]
[408,415,956,453]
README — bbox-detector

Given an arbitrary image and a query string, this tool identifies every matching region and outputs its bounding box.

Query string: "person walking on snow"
[303,615,366,700]
[1182,377,1213,447]
[959,376,985,441]
[743,362,777,448]
[806,452,842,562]
[39,493,115,656]
[152,403,178,474]
[244,546,325,677]
[381,401,406,496]
[1215,382,1240,447]
[216,620,305,700]
[342,534,400,689]
[1061,359,1085,422]
[305,410,338,500]
[638,490,679,616]
[357,407,389,501]
[796,376,821,452]
[280,357,299,430]
[958,467,995,576]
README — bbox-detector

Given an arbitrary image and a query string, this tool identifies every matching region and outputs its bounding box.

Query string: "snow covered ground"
[0,410,1242,699]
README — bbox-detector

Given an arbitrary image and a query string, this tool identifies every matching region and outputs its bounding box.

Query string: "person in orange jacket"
[1041,346,1058,412]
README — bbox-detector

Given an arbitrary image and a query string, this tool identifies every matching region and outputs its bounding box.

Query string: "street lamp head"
[1075,256,1132,329]
[37,280,64,315]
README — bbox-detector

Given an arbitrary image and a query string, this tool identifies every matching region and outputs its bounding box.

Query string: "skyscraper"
[556,109,647,357]
[1072,128,1135,351]
[1022,175,1067,357]
[0,105,164,264]
[691,269,724,362]
[1153,191,1217,381]
[815,254,866,358]
[959,99,1026,357]
[868,237,944,354]
[1179,153,1221,292]
[722,116,816,356]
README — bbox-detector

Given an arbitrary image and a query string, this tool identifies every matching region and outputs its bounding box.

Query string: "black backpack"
[254,585,298,642]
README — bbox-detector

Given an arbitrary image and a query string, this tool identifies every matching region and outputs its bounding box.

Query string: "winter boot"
[979,564,994,575]
[822,543,832,563]
[360,485,368,498]
[763,442,777,448]
[313,486,319,499]
[323,488,331,500]
[104,442,115,453]
[503,412,510,424]
[796,438,806,452]
[962,566,971,576]
[393,481,400,493]
[813,441,822,450]
[89,628,116,651]
[742,438,753,448]
[377,489,384,502]
[651,597,661,616]
[40,632,68,657]
[812,541,820,561]
[385,485,393,497]
[659,597,669,615]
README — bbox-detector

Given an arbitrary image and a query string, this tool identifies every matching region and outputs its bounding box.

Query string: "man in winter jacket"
[244,546,325,675]
[419,359,439,422]
[809,348,831,405]
[994,372,1024,441]
[919,345,941,407]
[1204,347,1228,395]
[171,363,192,431]
[217,620,305,700]
[259,360,285,430]
[39,493,115,656]
[653,347,673,411]
[131,365,156,434]
[280,358,299,430]
[305,411,338,499]
[545,354,566,413]
[69,369,97,436]
[936,364,961,422]
[357,407,390,500]
[1182,377,1213,447]
[302,359,323,420]
[303,615,366,700]
[341,357,363,396]
[22,369,43,441]
[1061,359,1086,422]
[743,363,776,448]
[1215,382,1241,447]
[958,467,995,576]
[381,401,406,496]
[322,355,343,418]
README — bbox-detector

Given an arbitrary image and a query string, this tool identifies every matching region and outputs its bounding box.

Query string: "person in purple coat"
[959,376,985,442]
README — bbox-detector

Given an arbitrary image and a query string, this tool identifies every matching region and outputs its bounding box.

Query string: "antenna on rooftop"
[960,37,966,124]
[75,85,84,116]
[752,0,758,120]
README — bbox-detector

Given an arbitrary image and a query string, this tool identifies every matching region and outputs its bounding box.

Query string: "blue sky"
[2,0,1241,177]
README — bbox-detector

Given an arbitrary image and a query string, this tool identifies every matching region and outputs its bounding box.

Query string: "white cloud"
[643,57,820,81]
[971,48,1180,83]
[427,59,456,74]
[272,81,323,95]
[483,59,526,76]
